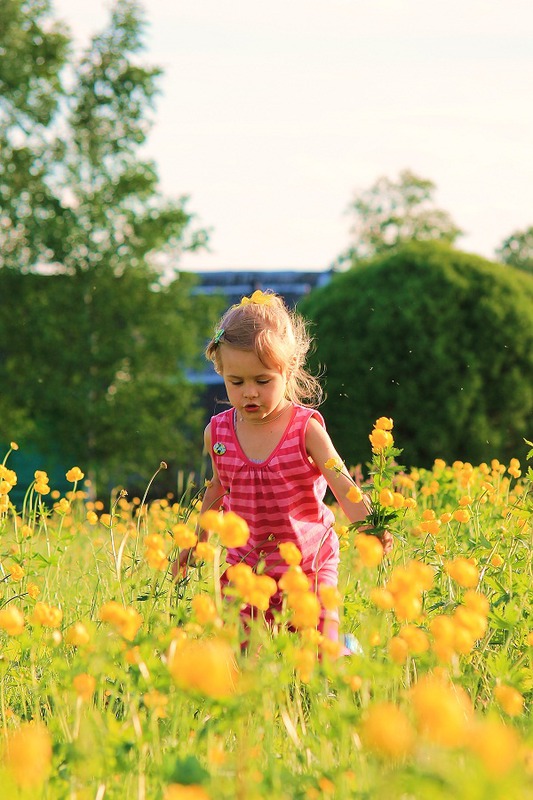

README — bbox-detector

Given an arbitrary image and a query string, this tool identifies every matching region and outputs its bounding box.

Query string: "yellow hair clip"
[239,289,275,306]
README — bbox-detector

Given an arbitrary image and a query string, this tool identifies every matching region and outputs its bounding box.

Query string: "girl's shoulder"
[294,404,326,428]
[211,407,233,421]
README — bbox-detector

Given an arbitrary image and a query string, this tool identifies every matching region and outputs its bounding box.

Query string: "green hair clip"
[214,328,225,345]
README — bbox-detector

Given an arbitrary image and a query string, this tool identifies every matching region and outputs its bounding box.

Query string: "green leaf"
[164,755,209,786]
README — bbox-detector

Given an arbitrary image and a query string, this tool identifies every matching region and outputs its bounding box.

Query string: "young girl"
[181,289,392,648]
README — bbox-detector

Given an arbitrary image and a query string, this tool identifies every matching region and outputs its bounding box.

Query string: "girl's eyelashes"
[226,379,271,386]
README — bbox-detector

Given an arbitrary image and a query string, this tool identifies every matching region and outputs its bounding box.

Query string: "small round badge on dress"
[213,442,226,455]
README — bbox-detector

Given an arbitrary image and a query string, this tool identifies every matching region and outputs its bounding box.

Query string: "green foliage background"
[0,0,221,495]
[299,241,533,469]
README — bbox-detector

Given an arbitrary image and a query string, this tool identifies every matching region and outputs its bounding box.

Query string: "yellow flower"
[288,591,321,629]
[66,466,84,482]
[370,587,395,610]
[392,492,405,509]
[251,573,277,602]
[218,511,250,548]
[325,457,342,470]
[490,553,504,568]
[429,614,456,644]
[65,621,91,646]
[278,565,310,594]
[344,675,363,692]
[410,676,473,747]
[4,722,52,788]
[463,590,489,616]
[279,541,302,566]
[420,518,441,535]
[469,717,520,776]
[10,441,19,450]
[144,544,168,571]
[86,511,98,525]
[0,606,25,635]
[34,470,49,484]
[318,584,342,611]
[32,601,63,628]
[34,481,50,495]
[73,673,96,702]
[453,508,470,523]
[354,533,383,567]
[453,606,487,640]
[56,497,71,514]
[508,458,521,479]
[369,428,394,451]
[27,582,40,599]
[445,557,479,588]
[361,702,414,760]
[374,416,393,430]
[168,638,238,699]
[398,624,430,654]
[194,541,216,562]
[164,784,210,800]
[388,636,409,664]
[192,594,219,625]
[346,484,363,504]
[494,684,524,716]
[172,524,198,549]
[379,488,394,507]
[99,601,143,641]
[293,647,316,683]
[9,563,25,582]
[226,563,255,594]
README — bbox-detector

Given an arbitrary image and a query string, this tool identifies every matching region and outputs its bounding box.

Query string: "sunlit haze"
[53,0,533,270]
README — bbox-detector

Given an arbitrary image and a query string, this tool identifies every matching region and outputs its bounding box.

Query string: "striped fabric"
[210,405,339,585]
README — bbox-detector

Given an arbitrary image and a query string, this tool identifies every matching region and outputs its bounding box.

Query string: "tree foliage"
[496,226,533,274]
[300,241,533,469]
[0,0,217,492]
[337,170,463,267]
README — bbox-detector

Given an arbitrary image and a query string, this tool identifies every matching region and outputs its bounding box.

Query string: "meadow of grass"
[0,424,531,800]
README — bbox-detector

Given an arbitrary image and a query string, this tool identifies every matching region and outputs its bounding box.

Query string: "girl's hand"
[171,547,195,580]
[381,530,394,555]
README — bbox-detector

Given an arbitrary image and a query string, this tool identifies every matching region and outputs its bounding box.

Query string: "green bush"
[299,241,533,468]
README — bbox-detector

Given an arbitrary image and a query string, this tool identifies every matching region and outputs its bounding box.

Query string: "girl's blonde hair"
[206,291,323,407]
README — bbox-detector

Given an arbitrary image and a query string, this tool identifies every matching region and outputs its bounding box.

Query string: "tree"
[496,226,533,274]
[337,170,463,267]
[299,241,533,469]
[0,0,217,493]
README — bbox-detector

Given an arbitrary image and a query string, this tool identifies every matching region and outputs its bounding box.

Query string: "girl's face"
[219,345,289,422]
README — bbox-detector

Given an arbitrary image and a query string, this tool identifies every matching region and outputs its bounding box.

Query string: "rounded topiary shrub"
[299,241,533,468]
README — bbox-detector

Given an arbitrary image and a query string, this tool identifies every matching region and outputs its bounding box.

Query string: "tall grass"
[0,436,531,799]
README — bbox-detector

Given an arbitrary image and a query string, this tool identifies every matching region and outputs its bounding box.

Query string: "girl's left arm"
[306,418,393,553]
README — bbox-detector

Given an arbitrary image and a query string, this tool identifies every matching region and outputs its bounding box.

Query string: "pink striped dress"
[210,405,340,611]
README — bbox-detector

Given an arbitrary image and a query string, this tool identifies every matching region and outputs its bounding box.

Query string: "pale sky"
[53,0,533,270]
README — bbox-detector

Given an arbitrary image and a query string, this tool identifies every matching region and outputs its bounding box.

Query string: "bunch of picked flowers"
[327,416,406,542]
